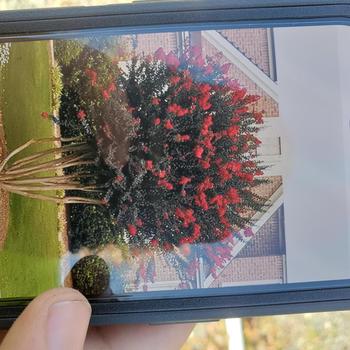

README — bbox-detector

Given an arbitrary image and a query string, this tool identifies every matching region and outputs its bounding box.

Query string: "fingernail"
[47,300,91,350]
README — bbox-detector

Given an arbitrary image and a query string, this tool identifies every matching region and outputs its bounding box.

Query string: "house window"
[257,117,283,176]
[257,136,281,156]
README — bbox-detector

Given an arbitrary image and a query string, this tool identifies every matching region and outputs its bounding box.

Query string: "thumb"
[0,288,91,350]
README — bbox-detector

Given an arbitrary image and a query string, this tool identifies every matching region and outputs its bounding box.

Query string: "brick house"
[119,28,286,292]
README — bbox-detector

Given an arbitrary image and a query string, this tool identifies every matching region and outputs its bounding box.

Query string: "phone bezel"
[1,0,350,327]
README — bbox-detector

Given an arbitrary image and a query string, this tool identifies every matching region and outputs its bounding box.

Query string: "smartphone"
[1,0,350,328]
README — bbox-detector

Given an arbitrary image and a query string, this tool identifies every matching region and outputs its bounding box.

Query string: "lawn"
[0,41,60,298]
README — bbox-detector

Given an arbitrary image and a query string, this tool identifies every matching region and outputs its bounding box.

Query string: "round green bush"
[71,255,110,297]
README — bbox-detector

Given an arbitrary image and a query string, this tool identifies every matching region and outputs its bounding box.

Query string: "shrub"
[68,204,122,252]
[51,63,63,112]
[56,42,128,253]
[71,255,110,297]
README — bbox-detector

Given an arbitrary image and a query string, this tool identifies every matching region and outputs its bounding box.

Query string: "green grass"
[0,41,60,298]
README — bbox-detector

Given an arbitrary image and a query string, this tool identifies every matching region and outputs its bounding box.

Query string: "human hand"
[0,288,194,350]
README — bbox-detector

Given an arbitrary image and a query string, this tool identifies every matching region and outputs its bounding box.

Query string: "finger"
[0,330,6,344]
[86,323,194,350]
[0,288,91,350]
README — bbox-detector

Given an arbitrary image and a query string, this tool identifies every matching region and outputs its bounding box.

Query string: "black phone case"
[1,0,350,328]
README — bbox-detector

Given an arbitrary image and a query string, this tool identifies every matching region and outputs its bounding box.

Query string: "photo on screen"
[0,25,348,299]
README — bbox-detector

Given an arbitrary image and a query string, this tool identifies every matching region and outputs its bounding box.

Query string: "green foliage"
[68,204,122,252]
[50,62,63,112]
[58,87,86,138]
[54,39,84,67]
[55,38,129,253]
[71,255,110,297]
[56,41,124,134]
[55,37,121,92]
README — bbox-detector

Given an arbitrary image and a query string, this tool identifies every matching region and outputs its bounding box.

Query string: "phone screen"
[0,24,349,300]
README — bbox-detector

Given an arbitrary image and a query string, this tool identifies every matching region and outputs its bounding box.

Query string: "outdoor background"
[2,1,350,349]
[0,0,132,11]
[182,312,350,350]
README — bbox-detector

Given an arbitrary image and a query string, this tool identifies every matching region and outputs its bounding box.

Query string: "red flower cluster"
[201,115,213,136]
[128,224,137,236]
[179,176,191,185]
[205,244,234,271]
[167,103,189,117]
[86,65,117,101]
[194,191,209,211]
[198,93,212,111]
[101,82,116,101]
[198,177,214,192]
[226,125,239,138]
[164,119,174,130]
[151,97,160,105]
[194,145,204,159]
[169,76,181,85]
[232,87,247,104]
[77,109,86,121]
[85,68,97,86]
[145,160,153,171]
[226,188,240,204]
[157,179,174,190]
[218,161,241,183]
[175,208,196,228]
[193,176,215,211]
[176,134,190,142]
[157,170,166,178]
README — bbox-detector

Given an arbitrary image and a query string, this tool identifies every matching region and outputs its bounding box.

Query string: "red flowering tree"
[95,46,267,284]
[53,43,267,288]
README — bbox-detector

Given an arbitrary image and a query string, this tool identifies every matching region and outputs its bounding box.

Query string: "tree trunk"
[0,137,103,205]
